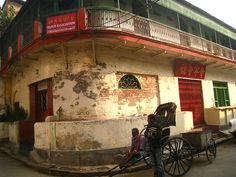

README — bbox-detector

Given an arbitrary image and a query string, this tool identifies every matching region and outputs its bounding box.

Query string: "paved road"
[117,139,236,177]
[0,139,235,177]
[0,152,56,177]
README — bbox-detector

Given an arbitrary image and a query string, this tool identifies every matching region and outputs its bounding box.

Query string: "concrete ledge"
[0,144,149,177]
[0,135,233,177]
[215,135,233,144]
[33,146,128,166]
[0,138,8,145]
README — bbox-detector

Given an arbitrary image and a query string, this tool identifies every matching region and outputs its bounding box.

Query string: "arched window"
[118,74,141,89]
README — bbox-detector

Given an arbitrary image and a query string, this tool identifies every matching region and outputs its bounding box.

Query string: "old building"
[1,0,25,13]
[0,0,236,166]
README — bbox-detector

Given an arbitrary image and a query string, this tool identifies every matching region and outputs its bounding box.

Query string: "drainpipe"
[81,0,83,7]
[146,0,150,18]
[229,37,232,49]
[117,0,120,9]
[177,13,181,30]
[199,23,203,38]
[198,23,204,50]
[214,31,218,44]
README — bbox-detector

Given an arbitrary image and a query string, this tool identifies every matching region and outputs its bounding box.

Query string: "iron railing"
[87,9,236,61]
[1,8,236,70]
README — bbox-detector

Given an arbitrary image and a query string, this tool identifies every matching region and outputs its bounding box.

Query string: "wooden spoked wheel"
[162,137,193,177]
[206,138,216,163]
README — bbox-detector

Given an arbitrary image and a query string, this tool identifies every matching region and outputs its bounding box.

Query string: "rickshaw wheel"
[162,137,193,177]
[206,138,216,163]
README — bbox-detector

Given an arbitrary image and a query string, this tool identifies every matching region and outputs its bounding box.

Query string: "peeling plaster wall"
[0,122,9,139]
[34,118,146,151]
[8,39,236,165]
[11,46,65,110]
[10,41,236,122]
[8,122,19,153]
[52,47,114,119]
[116,73,158,117]
[7,38,236,166]
[34,122,52,150]
[9,41,187,121]
[48,44,163,120]
[34,112,193,151]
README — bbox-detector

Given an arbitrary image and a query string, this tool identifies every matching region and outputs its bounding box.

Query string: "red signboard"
[46,13,77,34]
[174,60,206,79]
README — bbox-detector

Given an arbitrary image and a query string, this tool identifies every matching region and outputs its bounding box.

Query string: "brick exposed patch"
[116,73,158,116]
[99,88,111,97]
[117,74,157,103]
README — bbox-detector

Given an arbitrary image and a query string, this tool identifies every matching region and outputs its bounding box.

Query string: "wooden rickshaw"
[98,102,176,177]
[162,129,216,177]
[98,102,217,177]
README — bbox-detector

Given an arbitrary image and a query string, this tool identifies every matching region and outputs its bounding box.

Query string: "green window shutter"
[213,82,230,107]
[213,88,218,107]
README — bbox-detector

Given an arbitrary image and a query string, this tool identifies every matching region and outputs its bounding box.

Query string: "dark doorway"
[19,78,53,154]
[33,79,53,122]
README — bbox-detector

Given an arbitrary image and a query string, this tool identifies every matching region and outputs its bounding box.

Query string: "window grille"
[39,90,48,112]
[118,74,141,89]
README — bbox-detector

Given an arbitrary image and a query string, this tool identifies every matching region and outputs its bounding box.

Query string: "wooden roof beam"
[111,40,127,50]
[213,63,226,68]
[221,65,234,70]
[205,61,217,66]
[133,45,146,54]
[152,50,167,57]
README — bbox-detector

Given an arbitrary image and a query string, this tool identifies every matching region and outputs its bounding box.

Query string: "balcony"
[86,9,236,61]
[1,8,236,74]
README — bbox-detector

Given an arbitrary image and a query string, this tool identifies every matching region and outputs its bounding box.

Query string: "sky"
[186,0,236,29]
[0,0,235,29]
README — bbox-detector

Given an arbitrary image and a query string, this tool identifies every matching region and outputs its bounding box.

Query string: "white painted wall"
[204,68,236,108]
[10,43,179,121]
[8,122,19,154]
[0,122,9,139]
[6,39,236,154]
[34,111,193,151]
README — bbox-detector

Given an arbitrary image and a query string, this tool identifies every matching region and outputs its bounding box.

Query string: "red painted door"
[19,84,36,142]
[179,79,204,125]
[19,79,53,143]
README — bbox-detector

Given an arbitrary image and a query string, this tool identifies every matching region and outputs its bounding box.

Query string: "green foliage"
[1,105,28,122]
[0,5,16,33]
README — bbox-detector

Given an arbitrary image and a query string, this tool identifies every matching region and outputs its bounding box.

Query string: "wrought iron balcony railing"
[1,8,236,72]
[87,9,236,61]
